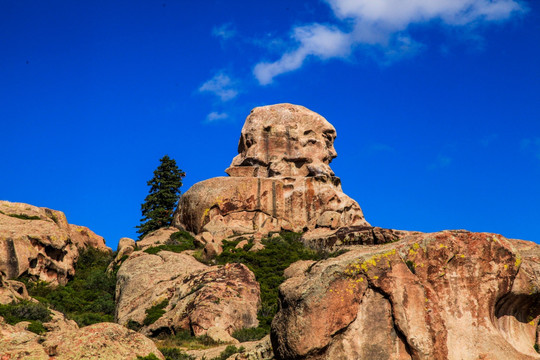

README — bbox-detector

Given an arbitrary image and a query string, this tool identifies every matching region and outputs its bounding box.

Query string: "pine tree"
[137,155,185,239]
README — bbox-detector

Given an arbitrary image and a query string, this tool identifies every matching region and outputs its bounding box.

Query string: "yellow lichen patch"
[515,254,522,269]
[439,244,448,249]
[504,264,508,270]
[372,276,379,280]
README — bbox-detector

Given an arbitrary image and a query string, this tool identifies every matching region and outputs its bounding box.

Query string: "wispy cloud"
[205,111,229,123]
[254,0,527,84]
[521,137,540,160]
[199,73,238,101]
[429,154,453,170]
[481,133,499,147]
[212,23,237,40]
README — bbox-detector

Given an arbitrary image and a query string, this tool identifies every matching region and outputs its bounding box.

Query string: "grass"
[159,348,195,360]
[210,345,244,360]
[157,329,222,350]
[5,213,41,220]
[216,231,343,334]
[22,247,116,327]
[143,299,169,326]
[0,300,51,334]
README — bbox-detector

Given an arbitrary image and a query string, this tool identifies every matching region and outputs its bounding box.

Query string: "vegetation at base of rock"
[232,326,268,342]
[0,300,51,334]
[127,319,143,331]
[143,299,169,326]
[216,231,341,332]
[23,247,116,326]
[137,155,185,239]
[157,329,222,350]
[4,212,41,220]
[159,348,195,360]
[137,354,161,360]
[211,345,244,360]
[144,231,197,255]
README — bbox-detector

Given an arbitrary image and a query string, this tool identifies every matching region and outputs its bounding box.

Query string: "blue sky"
[1,0,539,249]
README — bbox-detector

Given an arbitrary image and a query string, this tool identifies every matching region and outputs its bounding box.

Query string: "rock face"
[0,201,110,285]
[115,251,260,340]
[173,104,369,242]
[271,230,540,360]
[0,318,164,360]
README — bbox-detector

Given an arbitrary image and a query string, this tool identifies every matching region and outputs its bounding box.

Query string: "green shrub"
[136,354,161,360]
[158,329,222,350]
[6,213,41,220]
[23,247,116,327]
[143,231,198,255]
[231,327,267,342]
[27,320,47,334]
[127,319,143,331]
[216,231,336,332]
[159,347,195,360]
[143,299,169,326]
[211,345,244,360]
[0,300,51,324]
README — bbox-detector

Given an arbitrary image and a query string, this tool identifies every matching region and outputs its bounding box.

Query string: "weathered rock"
[118,237,136,252]
[0,201,110,285]
[173,104,369,242]
[136,227,179,250]
[203,242,223,260]
[186,335,274,360]
[0,318,164,360]
[271,230,540,360]
[0,271,28,304]
[115,251,260,340]
[301,225,420,251]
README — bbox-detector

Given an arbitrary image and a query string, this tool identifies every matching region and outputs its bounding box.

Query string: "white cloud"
[199,73,238,101]
[212,23,237,40]
[254,0,527,84]
[521,137,540,160]
[205,111,229,123]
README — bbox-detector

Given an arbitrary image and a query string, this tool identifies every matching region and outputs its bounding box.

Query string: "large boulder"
[0,201,110,285]
[271,230,540,360]
[115,251,260,341]
[0,318,164,360]
[173,104,369,243]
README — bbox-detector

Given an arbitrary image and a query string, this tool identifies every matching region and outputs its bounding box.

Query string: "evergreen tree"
[137,155,185,239]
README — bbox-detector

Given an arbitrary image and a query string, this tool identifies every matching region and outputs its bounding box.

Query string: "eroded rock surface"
[0,318,164,360]
[173,104,369,242]
[115,251,260,341]
[0,201,110,285]
[271,230,540,360]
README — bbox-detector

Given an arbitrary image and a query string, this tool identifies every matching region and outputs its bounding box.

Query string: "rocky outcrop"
[187,335,274,360]
[115,250,260,341]
[271,230,540,360]
[0,271,28,305]
[0,201,110,285]
[173,104,369,243]
[0,318,164,360]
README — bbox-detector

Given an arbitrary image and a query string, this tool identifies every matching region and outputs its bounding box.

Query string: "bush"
[216,231,336,332]
[159,347,195,360]
[136,354,161,360]
[23,247,116,327]
[143,231,198,255]
[6,213,41,220]
[143,299,169,326]
[231,327,267,342]
[127,319,143,331]
[211,345,244,360]
[158,329,222,350]
[27,320,47,334]
[0,300,51,324]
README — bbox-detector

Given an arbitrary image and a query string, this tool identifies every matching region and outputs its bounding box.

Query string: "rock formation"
[0,201,110,285]
[173,103,369,242]
[0,317,164,360]
[115,250,260,342]
[271,230,540,360]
